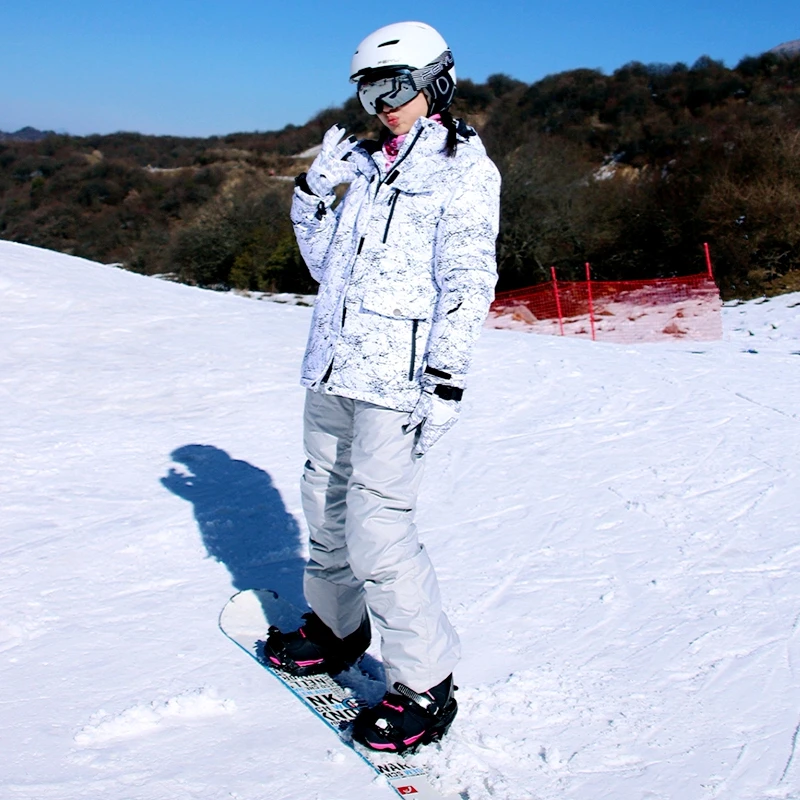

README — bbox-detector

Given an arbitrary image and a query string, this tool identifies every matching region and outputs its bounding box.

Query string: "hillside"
[0,126,55,142]
[2,239,800,799]
[770,39,800,56]
[2,49,800,298]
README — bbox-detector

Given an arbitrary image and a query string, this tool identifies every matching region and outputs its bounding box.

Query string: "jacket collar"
[363,116,485,192]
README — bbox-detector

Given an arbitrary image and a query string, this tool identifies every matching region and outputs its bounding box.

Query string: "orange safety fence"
[487,248,722,343]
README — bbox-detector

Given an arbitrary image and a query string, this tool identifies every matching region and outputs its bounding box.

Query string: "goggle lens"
[357,73,419,115]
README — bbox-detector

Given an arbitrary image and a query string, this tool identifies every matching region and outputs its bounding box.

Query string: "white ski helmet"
[349,21,457,116]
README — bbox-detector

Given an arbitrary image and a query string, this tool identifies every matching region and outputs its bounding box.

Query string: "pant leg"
[301,390,367,639]
[346,400,461,693]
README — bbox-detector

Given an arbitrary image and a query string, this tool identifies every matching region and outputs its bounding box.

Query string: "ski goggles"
[357,71,421,115]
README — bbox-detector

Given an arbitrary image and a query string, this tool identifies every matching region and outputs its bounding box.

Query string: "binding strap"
[394,682,439,715]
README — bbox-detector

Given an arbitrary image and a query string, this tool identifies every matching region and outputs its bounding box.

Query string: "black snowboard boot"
[352,674,457,753]
[265,611,370,677]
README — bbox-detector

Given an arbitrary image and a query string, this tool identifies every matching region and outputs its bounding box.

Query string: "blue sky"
[1,0,796,137]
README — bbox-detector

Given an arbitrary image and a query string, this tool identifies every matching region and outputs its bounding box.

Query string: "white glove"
[305,125,362,197]
[405,388,461,457]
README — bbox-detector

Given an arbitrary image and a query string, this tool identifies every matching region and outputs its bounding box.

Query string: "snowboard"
[219,589,457,799]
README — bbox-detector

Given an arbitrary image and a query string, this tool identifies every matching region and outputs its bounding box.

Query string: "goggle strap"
[410,50,454,88]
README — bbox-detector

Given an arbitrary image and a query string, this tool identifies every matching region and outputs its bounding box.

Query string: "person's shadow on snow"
[161,444,306,608]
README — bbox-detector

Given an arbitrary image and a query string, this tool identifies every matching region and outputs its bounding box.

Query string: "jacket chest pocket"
[377,187,440,248]
[381,189,401,243]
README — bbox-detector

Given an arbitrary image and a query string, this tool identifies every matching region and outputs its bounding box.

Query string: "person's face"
[378,91,429,136]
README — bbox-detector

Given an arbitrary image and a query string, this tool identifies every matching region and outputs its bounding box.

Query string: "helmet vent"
[377,39,400,47]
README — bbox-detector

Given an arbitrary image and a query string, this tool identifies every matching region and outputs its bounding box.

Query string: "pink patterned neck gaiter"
[383,133,407,168]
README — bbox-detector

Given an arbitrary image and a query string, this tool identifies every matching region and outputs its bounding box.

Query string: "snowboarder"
[266,20,501,753]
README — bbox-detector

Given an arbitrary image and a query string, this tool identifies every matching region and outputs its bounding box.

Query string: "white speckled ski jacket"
[292,116,501,412]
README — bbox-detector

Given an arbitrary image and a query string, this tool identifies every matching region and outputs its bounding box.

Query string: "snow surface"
[2,239,800,800]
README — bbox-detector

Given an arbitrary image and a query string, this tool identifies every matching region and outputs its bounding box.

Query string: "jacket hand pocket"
[360,282,436,321]
[360,286,431,383]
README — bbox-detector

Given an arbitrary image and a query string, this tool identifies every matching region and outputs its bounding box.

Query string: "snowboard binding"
[265,611,370,677]
[352,674,458,753]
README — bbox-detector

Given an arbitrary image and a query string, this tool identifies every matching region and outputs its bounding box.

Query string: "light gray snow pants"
[301,389,460,693]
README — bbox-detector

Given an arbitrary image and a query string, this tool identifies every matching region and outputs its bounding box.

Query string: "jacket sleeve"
[425,155,501,385]
[290,181,341,284]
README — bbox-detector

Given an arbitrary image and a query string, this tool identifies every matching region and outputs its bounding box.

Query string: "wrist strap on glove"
[294,172,312,194]
[424,366,464,402]
[433,384,463,402]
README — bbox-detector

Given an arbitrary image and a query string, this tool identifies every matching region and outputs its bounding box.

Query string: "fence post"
[703,242,714,279]
[551,266,564,336]
[585,262,596,341]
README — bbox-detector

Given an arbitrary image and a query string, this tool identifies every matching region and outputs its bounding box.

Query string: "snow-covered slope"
[2,240,799,800]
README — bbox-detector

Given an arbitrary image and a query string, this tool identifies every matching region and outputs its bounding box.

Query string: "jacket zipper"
[409,319,419,381]
[380,126,425,188]
[364,125,423,245]
[382,189,400,244]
